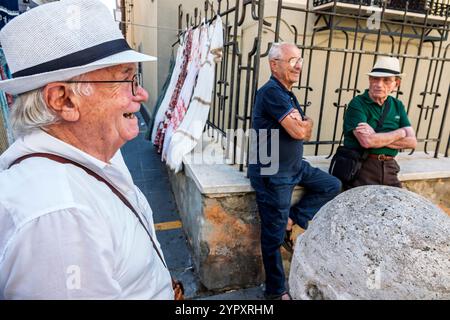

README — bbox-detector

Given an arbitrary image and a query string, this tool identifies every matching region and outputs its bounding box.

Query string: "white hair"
[10,74,93,138]
[268,42,298,61]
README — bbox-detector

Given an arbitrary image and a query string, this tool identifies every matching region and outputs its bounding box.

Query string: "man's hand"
[353,122,408,149]
[303,115,313,141]
[355,122,376,136]
[386,126,417,149]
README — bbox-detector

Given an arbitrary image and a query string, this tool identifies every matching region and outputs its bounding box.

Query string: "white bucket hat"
[367,56,405,78]
[0,0,156,95]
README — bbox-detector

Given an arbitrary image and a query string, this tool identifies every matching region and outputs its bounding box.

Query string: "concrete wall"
[167,168,264,291]
[404,178,450,209]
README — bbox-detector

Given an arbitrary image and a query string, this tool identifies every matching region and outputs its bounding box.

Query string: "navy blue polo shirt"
[0,1,19,30]
[248,76,304,177]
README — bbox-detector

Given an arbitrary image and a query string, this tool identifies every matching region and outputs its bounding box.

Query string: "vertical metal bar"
[239,50,254,169]
[396,1,408,56]
[194,7,198,26]
[346,1,363,91]
[353,34,368,99]
[233,50,243,164]
[252,0,264,97]
[299,4,320,113]
[300,0,310,50]
[315,0,338,155]
[226,0,241,137]
[220,2,232,137]
[435,85,450,158]
[406,7,431,154]
[406,6,430,114]
[220,11,232,135]
[424,13,449,154]
[274,0,282,42]
[243,0,264,170]
[372,0,388,64]
[120,0,127,37]
[395,1,409,100]
[178,4,183,36]
[328,31,350,157]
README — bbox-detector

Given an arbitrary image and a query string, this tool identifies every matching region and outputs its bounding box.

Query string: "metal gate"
[175,0,450,171]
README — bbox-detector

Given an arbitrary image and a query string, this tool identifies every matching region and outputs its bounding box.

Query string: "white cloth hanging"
[166,16,224,172]
[151,36,185,144]
[161,26,205,161]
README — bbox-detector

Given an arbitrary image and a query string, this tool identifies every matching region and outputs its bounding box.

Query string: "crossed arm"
[280,109,313,141]
[353,123,417,150]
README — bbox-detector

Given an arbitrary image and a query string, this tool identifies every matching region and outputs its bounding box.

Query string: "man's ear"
[395,78,401,90]
[43,83,80,122]
[269,59,277,73]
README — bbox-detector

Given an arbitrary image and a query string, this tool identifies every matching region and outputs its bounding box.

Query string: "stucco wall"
[124,0,158,111]
[167,167,264,291]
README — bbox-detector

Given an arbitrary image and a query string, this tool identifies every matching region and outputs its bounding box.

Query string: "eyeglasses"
[64,73,143,96]
[274,57,303,68]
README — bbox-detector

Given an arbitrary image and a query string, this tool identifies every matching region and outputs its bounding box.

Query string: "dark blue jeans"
[250,160,342,296]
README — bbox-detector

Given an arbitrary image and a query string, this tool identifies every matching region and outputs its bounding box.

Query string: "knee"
[328,176,342,195]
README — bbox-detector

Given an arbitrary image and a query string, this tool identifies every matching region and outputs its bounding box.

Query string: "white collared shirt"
[0,130,173,300]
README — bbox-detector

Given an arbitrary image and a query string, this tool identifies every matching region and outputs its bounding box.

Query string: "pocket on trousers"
[264,177,295,209]
[387,160,400,175]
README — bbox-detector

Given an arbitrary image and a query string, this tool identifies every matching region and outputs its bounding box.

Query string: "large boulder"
[289,185,450,300]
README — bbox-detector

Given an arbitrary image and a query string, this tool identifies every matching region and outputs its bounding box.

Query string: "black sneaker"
[281,229,294,253]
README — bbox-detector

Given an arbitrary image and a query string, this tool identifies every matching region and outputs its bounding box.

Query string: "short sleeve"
[397,101,411,128]
[344,98,368,134]
[260,86,294,123]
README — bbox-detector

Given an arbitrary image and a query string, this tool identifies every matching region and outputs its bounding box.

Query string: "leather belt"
[368,154,395,161]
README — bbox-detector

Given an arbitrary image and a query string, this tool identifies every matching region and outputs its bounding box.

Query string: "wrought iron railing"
[313,0,449,16]
[174,0,450,171]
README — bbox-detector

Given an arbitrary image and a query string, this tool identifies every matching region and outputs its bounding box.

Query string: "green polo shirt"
[343,90,411,157]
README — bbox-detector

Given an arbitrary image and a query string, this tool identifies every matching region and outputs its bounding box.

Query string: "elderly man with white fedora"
[341,56,417,188]
[0,0,176,299]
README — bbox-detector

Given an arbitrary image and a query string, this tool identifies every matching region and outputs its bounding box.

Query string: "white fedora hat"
[0,0,156,95]
[367,56,405,78]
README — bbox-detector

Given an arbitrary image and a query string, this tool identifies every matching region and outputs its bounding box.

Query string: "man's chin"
[121,129,140,144]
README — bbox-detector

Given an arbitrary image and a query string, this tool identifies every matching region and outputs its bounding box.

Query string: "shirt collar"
[270,75,293,95]
[362,89,392,107]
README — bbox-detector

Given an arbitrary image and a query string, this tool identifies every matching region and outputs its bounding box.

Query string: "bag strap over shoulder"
[374,101,391,132]
[9,152,168,269]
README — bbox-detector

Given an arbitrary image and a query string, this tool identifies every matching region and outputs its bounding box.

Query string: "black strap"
[374,101,391,132]
[337,100,391,151]
[9,153,168,269]
[12,39,131,78]
[370,68,400,75]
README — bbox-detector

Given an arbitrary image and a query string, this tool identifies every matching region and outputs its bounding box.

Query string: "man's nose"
[134,85,149,103]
